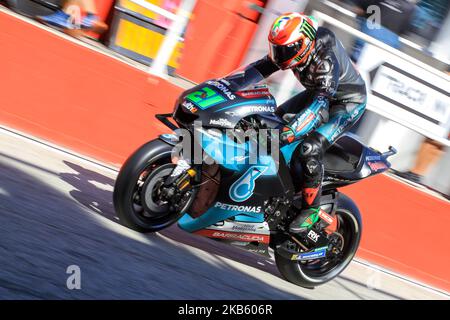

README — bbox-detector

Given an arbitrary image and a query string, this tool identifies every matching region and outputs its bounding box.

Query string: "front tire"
[113,139,193,233]
[275,193,362,288]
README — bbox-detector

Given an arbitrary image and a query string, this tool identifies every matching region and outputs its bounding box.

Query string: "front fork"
[158,133,200,196]
[169,164,198,192]
[158,156,201,209]
[164,159,196,187]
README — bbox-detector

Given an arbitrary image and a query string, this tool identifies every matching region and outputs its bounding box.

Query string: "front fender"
[159,133,180,146]
[117,138,175,184]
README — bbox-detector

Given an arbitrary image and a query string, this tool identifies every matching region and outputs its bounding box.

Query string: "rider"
[246,13,367,235]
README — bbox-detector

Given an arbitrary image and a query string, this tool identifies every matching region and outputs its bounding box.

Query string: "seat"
[324,134,364,175]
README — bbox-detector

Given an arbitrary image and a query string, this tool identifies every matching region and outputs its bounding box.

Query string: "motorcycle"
[113,67,397,288]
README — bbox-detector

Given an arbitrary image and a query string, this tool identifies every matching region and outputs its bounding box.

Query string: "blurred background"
[2,0,449,197]
[0,0,449,296]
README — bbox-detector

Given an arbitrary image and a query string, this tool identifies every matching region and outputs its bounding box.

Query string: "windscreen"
[222,65,266,91]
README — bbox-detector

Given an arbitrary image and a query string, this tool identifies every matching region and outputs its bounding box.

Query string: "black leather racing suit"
[250,27,367,208]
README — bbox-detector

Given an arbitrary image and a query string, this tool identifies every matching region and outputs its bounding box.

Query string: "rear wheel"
[275,193,362,288]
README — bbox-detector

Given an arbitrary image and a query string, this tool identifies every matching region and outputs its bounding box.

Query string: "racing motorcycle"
[113,67,397,288]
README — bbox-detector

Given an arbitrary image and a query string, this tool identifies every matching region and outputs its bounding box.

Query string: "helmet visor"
[269,41,302,66]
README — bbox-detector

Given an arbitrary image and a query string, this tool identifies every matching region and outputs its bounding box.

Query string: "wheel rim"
[128,162,188,229]
[141,165,174,216]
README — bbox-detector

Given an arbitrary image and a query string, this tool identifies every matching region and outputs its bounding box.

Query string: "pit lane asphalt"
[0,127,447,299]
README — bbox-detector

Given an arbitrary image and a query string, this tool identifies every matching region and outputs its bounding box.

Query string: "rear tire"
[275,193,362,288]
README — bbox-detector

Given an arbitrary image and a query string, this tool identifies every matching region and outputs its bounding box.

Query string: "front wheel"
[113,139,195,233]
[275,193,362,288]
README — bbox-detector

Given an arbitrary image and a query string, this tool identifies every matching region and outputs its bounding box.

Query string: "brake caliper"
[160,160,197,209]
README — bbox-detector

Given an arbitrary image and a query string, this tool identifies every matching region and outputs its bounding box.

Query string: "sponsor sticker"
[231,224,258,232]
[318,210,335,225]
[160,133,179,142]
[368,161,388,172]
[212,232,264,242]
[182,101,198,113]
[366,155,381,161]
[224,106,275,117]
[214,201,262,213]
[297,249,326,261]
[307,230,320,242]
[229,166,267,202]
[194,230,270,244]
[290,110,316,135]
[185,87,226,109]
[206,80,236,100]
[209,118,233,127]
[247,106,276,113]
[236,89,270,99]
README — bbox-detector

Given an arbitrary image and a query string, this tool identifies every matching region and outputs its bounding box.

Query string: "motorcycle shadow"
[58,160,411,299]
[0,157,304,299]
[60,160,118,222]
[60,160,283,280]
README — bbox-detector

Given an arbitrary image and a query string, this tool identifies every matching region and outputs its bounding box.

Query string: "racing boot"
[289,181,322,234]
[289,207,320,234]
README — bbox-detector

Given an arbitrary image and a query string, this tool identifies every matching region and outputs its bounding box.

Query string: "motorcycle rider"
[246,13,367,235]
